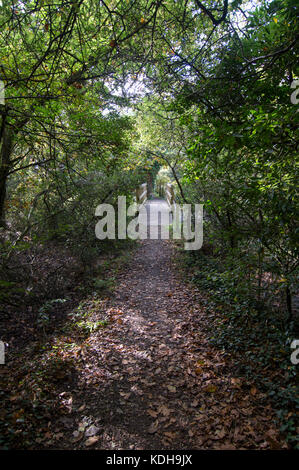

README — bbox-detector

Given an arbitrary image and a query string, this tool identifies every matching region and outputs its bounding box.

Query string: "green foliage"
[75,319,108,334]
[37,299,68,332]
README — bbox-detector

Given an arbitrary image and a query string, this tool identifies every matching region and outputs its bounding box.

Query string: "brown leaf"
[9,395,20,402]
[204,384,217,393]
[148,421,159,434]
[72,431,84,443]
[231,378,241,387]
[85,436,100,447]
[266,431,281,450]
[214,428,226,440]
[164,431,177,439]
[158,405,171,417]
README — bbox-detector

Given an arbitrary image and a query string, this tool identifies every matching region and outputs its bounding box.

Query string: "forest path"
[57,200,283,450]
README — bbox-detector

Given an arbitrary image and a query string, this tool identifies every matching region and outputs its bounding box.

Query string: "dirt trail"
[54,200,283,450]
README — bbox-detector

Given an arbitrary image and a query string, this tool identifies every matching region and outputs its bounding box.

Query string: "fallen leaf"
[72,431,84,443]
[204,384,217,393]
[85,425,100,437]
[164,431,177,439]
[159,405,171,417]
[148,421,159,434]
[231,378,241,387]
[213,428,226,440]
[85,436,100,447]
[266,431,281,450]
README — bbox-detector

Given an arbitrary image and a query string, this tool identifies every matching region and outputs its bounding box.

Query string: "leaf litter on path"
[2,237,287,450]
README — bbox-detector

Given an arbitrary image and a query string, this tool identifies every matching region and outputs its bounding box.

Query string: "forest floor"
[0,201,288,450]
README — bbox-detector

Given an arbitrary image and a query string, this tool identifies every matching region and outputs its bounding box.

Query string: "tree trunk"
[0,114,29,227]
[226,209,235,249]
[170,165,188,203]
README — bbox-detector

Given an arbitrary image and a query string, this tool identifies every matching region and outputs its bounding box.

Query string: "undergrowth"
[180,247,298,449]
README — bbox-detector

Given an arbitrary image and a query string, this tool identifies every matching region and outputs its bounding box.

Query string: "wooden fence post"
[165,183,175,206]
[136,183,147,205]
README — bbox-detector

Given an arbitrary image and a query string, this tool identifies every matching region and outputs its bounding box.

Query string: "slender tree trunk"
[0,115,29,227]
[146,172,153,197]
[170,165,188,203]
[226,209,235,249]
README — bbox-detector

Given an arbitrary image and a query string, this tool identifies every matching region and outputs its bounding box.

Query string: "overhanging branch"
[194,0,228,26]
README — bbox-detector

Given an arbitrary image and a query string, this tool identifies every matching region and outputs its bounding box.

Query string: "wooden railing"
[136,183,147,204]
[165,183,175,207]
